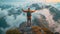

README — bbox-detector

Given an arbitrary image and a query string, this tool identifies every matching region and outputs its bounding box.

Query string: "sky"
[45,0,60,3]
[0,0,60,7]
[0,0,60,3]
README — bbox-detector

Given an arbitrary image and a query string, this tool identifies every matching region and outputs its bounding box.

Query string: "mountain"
[0,4,12,10]
[0,17,9,28]
[8,7,22,19]
[0,17,10,34]
[30,3,42,10]
[30,3,60,22]
[0,29,3,34]
[49,6,60,21]
[33,14,48,28]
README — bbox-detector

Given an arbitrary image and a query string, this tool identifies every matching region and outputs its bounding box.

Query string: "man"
[22,8,36,26]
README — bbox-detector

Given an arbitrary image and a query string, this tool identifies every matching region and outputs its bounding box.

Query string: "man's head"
[28,8,30,11]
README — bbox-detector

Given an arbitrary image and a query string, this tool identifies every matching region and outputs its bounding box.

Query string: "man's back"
[27,11,31,17]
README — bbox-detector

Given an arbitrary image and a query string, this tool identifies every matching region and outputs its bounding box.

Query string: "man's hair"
[28,8,30,9]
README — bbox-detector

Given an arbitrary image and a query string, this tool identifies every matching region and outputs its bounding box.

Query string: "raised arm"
[31,10,36,13]
[22,9,27,12]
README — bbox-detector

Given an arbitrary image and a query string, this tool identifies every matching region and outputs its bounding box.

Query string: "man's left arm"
[31,10,36,13]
